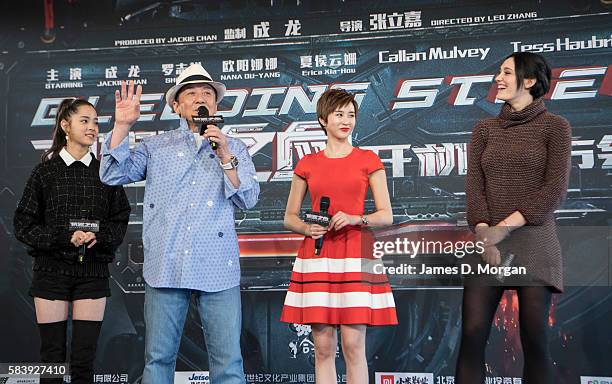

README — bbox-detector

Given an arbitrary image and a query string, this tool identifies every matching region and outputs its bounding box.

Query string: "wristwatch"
[220,155,239,170]
[361,215,369,226]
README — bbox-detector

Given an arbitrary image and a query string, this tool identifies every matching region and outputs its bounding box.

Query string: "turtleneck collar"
[498,98,547,128]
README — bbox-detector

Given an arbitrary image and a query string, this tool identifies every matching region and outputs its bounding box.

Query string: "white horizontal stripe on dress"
[284,291,396,309]
[293,257,383,274]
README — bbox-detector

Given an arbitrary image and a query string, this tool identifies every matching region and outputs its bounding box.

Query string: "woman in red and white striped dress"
[280,89,397,384]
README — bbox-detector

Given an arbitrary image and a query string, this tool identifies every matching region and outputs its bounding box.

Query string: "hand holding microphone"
[69,209,100,263]
[313,197,330,255]
[70,231,97,248]
[194,106,224,151]
[302,197,331,254]
[303,214,328,240]
[481,245,501,266]
[303,197,363,255]
[306,225,327,243]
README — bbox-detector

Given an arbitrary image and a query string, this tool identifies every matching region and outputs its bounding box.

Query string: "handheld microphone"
[193,106,224,150]
[69,209,100,263]
[314,196,330,255]
[495,253,515,283]
[303,211,331,227]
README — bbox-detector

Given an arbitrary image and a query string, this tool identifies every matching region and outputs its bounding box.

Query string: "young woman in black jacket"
[14,98,130,384]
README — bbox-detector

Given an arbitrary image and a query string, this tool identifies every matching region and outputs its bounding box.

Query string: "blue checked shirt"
[100,119,260,292]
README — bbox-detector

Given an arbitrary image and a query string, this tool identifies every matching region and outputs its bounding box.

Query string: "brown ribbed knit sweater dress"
[465,98,572,292]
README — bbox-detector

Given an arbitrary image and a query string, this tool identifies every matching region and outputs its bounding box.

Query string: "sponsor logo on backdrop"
[375,372,434,384]
[511,35,612,53]
[580,377,612,384]
[246,373,332,383]
[174,371,210,384]
[379,46,490,63]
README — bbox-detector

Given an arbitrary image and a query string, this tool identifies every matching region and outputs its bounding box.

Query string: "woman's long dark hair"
[41,98,95,162]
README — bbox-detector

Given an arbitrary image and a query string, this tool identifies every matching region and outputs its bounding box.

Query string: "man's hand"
[114,80,143,131]
[203,125,231,162]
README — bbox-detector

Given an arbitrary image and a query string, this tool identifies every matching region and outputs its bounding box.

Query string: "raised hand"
[114,80,142,129]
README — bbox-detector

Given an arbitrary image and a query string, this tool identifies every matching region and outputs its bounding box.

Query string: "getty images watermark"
[368,236,527,279]
[358,225,612,287]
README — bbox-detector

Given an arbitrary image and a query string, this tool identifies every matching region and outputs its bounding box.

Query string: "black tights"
[455,286,553,384]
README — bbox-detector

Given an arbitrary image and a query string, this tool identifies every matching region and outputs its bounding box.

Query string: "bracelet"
[220,155,239,170]
[361,215,368,226]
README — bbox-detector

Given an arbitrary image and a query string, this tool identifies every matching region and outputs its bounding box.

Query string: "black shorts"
[29,270,111,301]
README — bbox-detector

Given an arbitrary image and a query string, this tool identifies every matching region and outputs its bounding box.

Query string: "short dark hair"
[504,52,552,99]
[316,89,358,134]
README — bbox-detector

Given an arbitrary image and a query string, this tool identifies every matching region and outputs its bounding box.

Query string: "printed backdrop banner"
[0,1,611,383]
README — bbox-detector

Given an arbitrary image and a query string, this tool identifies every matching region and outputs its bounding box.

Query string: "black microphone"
[193,106,224,150]
[79,209,88,262]
[69,207,100,263]
[314,196,330,255]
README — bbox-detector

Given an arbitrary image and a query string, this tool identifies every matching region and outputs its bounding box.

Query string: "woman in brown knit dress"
[456,52,571,383]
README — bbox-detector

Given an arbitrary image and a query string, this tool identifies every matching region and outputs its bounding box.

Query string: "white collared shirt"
[59,147,92,167]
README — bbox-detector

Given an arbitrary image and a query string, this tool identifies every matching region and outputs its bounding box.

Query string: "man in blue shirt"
[100,63,259,384]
